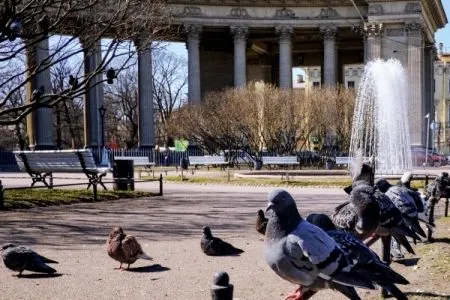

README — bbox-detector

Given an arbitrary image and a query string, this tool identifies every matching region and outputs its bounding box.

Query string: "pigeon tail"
[392,223,421,240]
[325,270,375,290]
[403,217,426,238]
[138,252,153,260]
[392,233,415,255]
[27,263,57,274]
[39,256,58,264]
[355,263,409,285]
[382,283,408,300]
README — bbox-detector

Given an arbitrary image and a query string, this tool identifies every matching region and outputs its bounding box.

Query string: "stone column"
[184,24,202,104]
[424,45,435,148]
[135,38,155,148]
[230,25,248,88]
[81,39,103,149]
[25,37,54,149]
[276,25,293,89]
[320,25,337,87]
[406,22,424,146]
[364,23,383,62]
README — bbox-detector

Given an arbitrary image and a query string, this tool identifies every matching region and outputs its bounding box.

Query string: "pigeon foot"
[284,286,304,300]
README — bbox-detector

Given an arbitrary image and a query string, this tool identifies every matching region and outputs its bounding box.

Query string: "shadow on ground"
[0,188,340,249]
[126,264,170,273]
[405,292,450,299]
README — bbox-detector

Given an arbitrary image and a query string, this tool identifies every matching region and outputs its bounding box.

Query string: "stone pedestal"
[320,26,337,87]
[185,24,202,104]
[231,26,248,88]
[136,39,155,148]
[25,37,54,149]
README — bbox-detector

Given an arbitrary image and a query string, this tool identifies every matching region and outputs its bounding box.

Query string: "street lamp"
[98,105,106,163]
[425,113,430,166]
[98,105,106,148]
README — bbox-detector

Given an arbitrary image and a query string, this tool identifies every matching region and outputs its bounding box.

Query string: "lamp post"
[98,105,106,163]
[425,113,430,166]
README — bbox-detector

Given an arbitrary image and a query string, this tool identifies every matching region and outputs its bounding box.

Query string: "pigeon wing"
[122,235,143,261]
[286,222,375,290]
[332,202,358,232]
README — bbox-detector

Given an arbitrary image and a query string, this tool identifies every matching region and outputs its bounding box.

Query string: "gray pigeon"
[332,183,380,240]
[264,189,375,299]
[201,226,244,256]
[376,178,426,238]
[1,243,58,276]
[307,214,409,300]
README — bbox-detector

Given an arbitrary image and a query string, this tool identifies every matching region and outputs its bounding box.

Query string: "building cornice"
[167,0,367,7]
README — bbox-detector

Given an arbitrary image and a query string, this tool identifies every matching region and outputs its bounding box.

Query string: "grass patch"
[161,175,352,188]
[416,217,450,280]
[2,189,157,210]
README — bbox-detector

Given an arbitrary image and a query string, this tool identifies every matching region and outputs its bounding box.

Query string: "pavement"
[0,170,448,299]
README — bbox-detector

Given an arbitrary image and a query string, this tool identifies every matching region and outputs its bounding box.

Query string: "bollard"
[0,180,4,210]
[211,271,233,300]
[445,198,449,217]
[159,174,163,196]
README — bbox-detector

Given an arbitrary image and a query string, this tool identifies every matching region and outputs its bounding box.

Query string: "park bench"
[13,149,109,192]
[188,156,229,170]
[262,156,300,169]
[335,156,351,166]
[114,156,155,178]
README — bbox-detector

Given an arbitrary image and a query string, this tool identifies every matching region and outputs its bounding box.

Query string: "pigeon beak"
[265,203,273,212]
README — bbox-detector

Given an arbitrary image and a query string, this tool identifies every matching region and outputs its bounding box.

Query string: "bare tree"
[0,0,172,125]
[168,84,355,158]
[105,66,139,148]
[152,49,187,144]
[50,58,84,148]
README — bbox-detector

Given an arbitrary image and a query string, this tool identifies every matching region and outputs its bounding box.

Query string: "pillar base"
[30,144,56,150]
[138,145,154,150]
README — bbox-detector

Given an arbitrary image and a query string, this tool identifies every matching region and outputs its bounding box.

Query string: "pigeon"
[376,178,426,238]
[332,183,380,240]
[338,164,418,264]
[396,172,424,213]
[201,226,244,256]
[265,189,375,300]
[1,243,58,276]
[306,214,410,300]
[256,209,268,235]
[106,227,153,270]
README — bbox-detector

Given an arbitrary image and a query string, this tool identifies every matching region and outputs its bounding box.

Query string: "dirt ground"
[0,182,449,300]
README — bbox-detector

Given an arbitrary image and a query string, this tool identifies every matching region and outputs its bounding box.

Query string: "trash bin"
[326,159,334,170]
[113,159,134,191]
[180,158,189,170]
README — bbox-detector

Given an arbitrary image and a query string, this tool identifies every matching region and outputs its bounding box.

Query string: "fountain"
[349,58,412,175]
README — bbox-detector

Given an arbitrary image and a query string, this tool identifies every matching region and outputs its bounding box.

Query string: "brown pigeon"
[106,227,152,270]
[201,226,244,256]
[256,209,268,235]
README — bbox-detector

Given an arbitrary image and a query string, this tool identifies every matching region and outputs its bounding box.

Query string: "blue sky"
[435,1,450,51]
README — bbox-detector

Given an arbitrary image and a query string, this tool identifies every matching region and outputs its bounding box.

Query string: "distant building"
[343,64,365,90]
[434,50,450,153]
